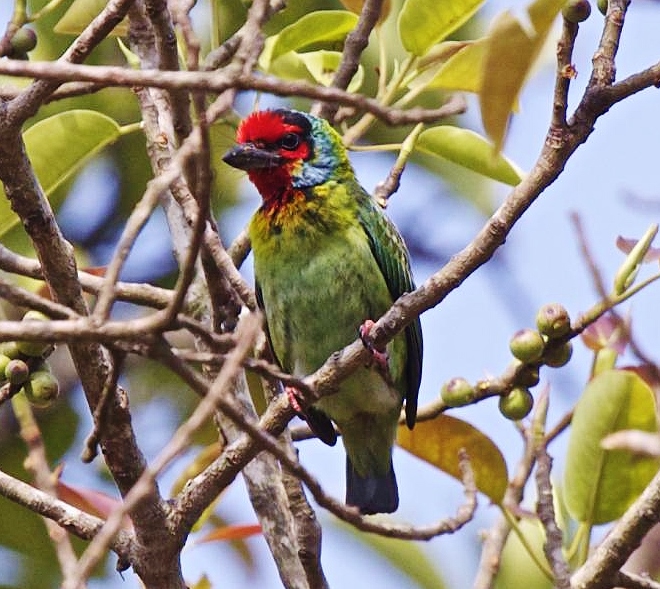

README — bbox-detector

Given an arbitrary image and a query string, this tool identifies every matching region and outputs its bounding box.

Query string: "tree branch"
[314,0,384,120]
[535,446,571,589]
[615,571,660,589]
[0,468,133,560]
[62,313,261,589]
[0,243,173,309]
[11,394,82,585]
[0,59,467,126]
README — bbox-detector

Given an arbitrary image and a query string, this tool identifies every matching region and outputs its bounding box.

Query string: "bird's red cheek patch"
[283,142,310,161]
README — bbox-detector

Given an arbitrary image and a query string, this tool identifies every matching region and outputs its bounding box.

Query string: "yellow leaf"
[398,0,486,56]
[480,0,565,151]
[397,414,508,503]
[54,0,128,36]
[170,442,223,495]
[190,575,212,589]
[412,39,487,94]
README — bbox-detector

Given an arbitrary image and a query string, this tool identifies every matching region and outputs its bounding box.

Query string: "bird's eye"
[279,133,301,150]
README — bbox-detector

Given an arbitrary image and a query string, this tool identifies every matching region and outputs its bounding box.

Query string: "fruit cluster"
[441,303,574,421]
[0,311,59,407]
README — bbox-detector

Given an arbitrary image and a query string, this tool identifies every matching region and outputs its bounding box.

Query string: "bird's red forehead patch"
[237,110,303,144]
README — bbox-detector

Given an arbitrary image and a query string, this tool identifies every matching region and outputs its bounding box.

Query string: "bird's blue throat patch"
[290,116,346,189]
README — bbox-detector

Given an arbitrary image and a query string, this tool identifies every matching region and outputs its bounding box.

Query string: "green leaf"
[564,369,660,525]
[299,50,364,92]
[0,110,123,238]
[54,0,128,36]
[410,39,486,93]
[266,11,359,64]
[264,50,364,93]
[494,519,553,589]
[397,414,508,503]
[417,126,523,185]
[480,0,565,151]
[398,0,486,56]
[334,519,448,589]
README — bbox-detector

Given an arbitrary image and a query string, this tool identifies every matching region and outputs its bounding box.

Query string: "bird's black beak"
[223,144,285,170]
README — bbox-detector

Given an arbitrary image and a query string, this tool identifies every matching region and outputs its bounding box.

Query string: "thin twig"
[160,336,478,541]
[10,393,83,585]
[92,158,174,320]
[5,0,135,124]
[472,425,537,588]
[80,351,125,463]
[551,17,579,129]
[314,0,384,120]
[0,468,133,558]
[535,445,571,589]
[227,227,252,269]
[0,244,173,309]
[0,59,469,127]
[616,571,660,589]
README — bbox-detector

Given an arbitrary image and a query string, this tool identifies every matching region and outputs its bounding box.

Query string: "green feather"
[354,183,423,429]
[229,109,423,514]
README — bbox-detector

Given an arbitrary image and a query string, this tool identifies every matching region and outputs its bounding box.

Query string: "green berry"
[9,50,29,61]
[0,354,10,377]
[441,377,476,407]
[16,340,49,357]
[509,328,545,363]
[17,310,50,357]
[22,310,49,322]
[0,341,21,359]
[5,359,29,385]
[10,28,37,54]
[23,371,60,407]
[544,341,573,368]
[516,365,541,388]
[597,0,608,15]
[536,303,571,339]
[562,0,592,22]
[499,387,534,421]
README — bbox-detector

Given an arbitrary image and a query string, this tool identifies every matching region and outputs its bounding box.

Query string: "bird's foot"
[359,319,389,372]
[285,385,305,416]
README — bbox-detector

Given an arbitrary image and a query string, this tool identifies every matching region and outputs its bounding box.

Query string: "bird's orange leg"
[285,386,305,415]
[359,319,389,372]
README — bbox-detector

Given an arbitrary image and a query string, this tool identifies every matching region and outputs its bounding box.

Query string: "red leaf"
[195,524,262,544]
[580,313,629,354]
[57,480,131,528]
[616,236,660,262]
[81,266,108,276]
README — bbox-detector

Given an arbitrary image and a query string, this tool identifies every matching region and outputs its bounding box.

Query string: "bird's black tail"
[346,457,399,515]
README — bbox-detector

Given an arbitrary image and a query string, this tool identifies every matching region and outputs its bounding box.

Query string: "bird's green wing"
[356,189,423,429]
[255,282,338,446]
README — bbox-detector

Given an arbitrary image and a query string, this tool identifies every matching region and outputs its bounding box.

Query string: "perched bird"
[223,109,422,514]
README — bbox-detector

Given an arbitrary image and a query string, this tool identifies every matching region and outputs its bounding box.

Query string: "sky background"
[1,0,659,587]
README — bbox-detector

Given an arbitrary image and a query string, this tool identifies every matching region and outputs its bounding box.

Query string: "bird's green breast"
[249,182,408,422]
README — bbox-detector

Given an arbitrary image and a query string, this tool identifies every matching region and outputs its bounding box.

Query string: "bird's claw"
[285,385,305,416]
[359,319,389,372]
